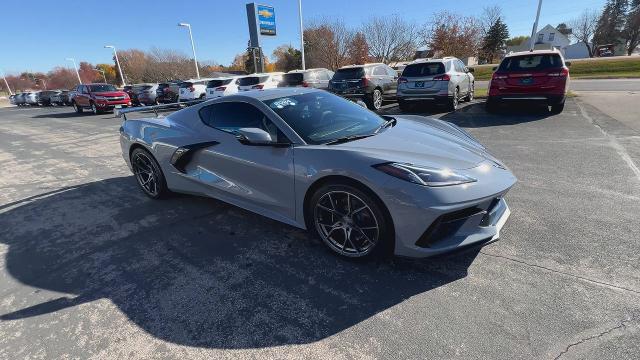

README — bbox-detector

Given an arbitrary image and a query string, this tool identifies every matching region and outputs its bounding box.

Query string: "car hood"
[335,116,498,170]
[93,91,127,97]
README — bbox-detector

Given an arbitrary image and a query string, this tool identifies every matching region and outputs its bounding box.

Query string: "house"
[506,24,590,59]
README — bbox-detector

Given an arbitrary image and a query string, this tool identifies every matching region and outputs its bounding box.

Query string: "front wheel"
[308,183,392,259]
[72,102,83,113]
[90,102,99,115]
[130,148,170,199]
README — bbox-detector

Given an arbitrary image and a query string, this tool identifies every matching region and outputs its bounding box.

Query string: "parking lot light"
[65,58,82,84]
[298,0,305,70]
[178,23,200,79]
[1,69,13,95]
[104,45,126,87]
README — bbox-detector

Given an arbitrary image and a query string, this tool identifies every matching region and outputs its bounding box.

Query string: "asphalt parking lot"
[1,98,639,359]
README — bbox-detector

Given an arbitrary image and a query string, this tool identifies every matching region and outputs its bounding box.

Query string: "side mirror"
[565,61,572,67]
[492,66,498,71]
[236,128,290,147]
[467,67,475,73]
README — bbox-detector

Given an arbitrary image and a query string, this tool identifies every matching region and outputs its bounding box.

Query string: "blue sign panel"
[257,4,276,36]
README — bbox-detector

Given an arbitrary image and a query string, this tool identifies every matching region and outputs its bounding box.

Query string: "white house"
[506,24,590,59]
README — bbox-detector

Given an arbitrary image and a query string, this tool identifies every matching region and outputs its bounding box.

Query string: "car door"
[77,86,89,107]
[189,101,296,221]
[373,66,391,97]
[385,66,398,97]
[454,60,469,96]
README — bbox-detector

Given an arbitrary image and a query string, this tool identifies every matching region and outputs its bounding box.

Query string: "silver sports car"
[119,88,516,259]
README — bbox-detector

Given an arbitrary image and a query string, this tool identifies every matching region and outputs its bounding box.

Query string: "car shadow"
[31,111,87,119]
[0,176,483,349]
[440,101,555,128]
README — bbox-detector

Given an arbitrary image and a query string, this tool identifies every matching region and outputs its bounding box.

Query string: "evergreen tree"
[624,0,640,54]
[481,17,509,63]
[594,0,629,47]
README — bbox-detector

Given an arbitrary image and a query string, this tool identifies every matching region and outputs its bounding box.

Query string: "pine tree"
[594,0,629,47]
[481,17,509,63]
[624,0,640,54]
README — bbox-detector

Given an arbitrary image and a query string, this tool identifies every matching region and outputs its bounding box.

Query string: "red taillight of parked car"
[215,86,227,91]
[547,67,569,77]
[491,73,508,80]
[361,77,369,87]
[302,81,309,87]
[397,77,408,84]
[433,74,451,81]
[252,84,264,89]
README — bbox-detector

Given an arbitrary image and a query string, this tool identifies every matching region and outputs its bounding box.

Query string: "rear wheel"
[130,148,169,199]
[464,83,474,102]
[308,183,392,259]
[72,102,83,113]
[366,89,383,110]
[550,102,565,114]
[448,87,459,111]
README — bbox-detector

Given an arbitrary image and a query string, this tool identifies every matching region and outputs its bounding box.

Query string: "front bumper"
[95,99,131,110]
[379,161,517,258]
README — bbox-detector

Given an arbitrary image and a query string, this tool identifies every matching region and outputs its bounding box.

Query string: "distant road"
[475,78,640,92]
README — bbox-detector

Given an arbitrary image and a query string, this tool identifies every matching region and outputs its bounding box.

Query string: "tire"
[464,83,474,102]
[485,97,498,113]
[550,102,565,114]
[72,101,83,114]
[307,183,393,259]
[130,148,169,199]
[366,89,383,111]
[90,102,99,115]
[448,87,459,111]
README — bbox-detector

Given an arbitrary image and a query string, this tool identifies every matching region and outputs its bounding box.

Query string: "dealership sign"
[257,4,276,36]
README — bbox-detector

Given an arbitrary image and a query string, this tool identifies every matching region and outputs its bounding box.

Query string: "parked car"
[49,90,64,105]
[205,77,243,99]
[36,90,53,106]
[135,83,160,106]
[9,94,16,105]
[396,57,475,112]
[486,49,570,113]
[119,88,516,259]
[278,68,334,89]
[328,63,397,110]
[156,81,181,103]
[14,93,26,106]
[178,79,214,102]
[237,72,284,91]
[25,92,40,105]
[71,83,131,114]
[123,85,142,106]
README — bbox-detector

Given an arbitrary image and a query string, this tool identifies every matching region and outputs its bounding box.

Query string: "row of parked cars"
[9,90,72,106]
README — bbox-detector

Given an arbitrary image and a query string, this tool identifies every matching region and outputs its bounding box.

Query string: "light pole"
[104,45,126,87]
[298,0,305,70]
[178,23,200,79]
[1,69,13,95]
[529,0,543,51]
[95,68,107,83]
[66,58,82,84]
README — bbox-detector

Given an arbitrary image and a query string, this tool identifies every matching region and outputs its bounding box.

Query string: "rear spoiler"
[115,99,205,121]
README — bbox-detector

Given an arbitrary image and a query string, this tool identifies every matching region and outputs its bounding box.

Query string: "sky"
[1,0,608,75]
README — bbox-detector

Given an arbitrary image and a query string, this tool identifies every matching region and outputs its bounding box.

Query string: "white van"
[237,73,284,91]
[205,76,244,99]
[178,78,215,102]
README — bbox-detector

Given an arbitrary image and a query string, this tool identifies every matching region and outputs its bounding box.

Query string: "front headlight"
[374,163,477,187]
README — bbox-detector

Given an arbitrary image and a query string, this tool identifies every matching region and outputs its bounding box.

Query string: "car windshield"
[263,92,385,144]
[499,54,563,71]
[207,79,233,88]
[89,85,117,92]
[332,67,365,80]
[402,63,445,77]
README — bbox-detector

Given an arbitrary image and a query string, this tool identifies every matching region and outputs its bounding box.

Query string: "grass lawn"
[470,57,640,81]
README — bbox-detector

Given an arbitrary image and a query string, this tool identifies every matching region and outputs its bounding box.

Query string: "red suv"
[486,50,570,113]
[72,83,131,114]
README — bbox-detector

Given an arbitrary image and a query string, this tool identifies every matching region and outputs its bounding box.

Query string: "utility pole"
[178,23,200,79]
[66,58,82,84]
[529,0,543,51]
[1,69,13,95]
[298,0,305,70]
[104,45,126,87]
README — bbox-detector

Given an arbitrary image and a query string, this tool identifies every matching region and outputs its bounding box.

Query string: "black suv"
[156,81,181,104]
[328,63,398,110]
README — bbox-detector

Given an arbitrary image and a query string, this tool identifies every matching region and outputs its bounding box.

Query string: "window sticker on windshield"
[270,98,297,109]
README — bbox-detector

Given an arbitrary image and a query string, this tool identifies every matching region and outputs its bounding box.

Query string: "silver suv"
[397,57,475,112]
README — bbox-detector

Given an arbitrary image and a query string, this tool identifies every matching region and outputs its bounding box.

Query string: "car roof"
[505,49,563,58]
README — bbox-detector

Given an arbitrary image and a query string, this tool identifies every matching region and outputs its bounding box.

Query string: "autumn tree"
[304,19,353,70]
[422,11,482,59]
[272,45,302,72]
[346,32,369,65]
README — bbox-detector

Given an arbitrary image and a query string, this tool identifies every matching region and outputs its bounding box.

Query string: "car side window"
[199,102,286,141]
[386,66,397,77]
[373,66,386,76]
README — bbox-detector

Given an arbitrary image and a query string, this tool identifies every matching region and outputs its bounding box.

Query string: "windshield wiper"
[374,116,397,134]
[324,133,376,145]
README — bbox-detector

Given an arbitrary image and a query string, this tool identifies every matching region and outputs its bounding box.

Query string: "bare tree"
[421,11,482,59]
[569,9,599,57]
[362,15,418,63]
[480,5,503,37]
